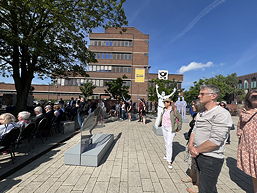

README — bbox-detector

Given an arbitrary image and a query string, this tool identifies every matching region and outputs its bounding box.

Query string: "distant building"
[55,27,183,101]
[0,27,183,101]
[238,72,257,91]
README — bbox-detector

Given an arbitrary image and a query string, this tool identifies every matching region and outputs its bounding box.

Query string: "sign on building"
[158,70,168,80]
[135,68,145,82]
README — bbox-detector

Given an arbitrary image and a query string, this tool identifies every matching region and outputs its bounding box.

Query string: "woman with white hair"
[0,113,18,140]
[17,111,31,127]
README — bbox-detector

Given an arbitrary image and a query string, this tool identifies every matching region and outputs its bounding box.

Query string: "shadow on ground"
[226,157,253,193]
[172,141,186,161]
[0,146,63,192]
[99,132,122,166]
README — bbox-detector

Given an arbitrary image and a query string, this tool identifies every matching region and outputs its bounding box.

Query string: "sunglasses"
[250,95,257,100]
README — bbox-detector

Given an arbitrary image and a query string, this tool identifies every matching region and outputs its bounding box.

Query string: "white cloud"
[178,61,214,74]
[170,0,226,44]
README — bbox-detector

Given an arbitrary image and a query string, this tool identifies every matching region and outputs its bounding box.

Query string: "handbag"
[184,132,189,140]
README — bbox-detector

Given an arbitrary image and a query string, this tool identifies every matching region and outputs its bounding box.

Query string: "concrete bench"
[60,121,75,134]
[64,133,114,167]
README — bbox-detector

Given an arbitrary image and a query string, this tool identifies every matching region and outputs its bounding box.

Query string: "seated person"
[44,105,54,134]
[17,111,31,128]
[32,106,44,127]
[0,113,18,140]
[45,105,54,122]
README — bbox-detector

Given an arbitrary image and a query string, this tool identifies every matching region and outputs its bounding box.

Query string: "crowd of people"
[0,96,149,146]
[0,87,256,193]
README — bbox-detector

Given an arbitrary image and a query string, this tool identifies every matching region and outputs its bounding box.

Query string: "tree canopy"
[184,73,244,103]
[148,79,178,102]
[80,82,96,99]
[105,76,130,100]
[0,0,128,111]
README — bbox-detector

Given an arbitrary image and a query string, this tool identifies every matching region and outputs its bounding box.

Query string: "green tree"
[184,73,244,103]
[105,76,130,100]
[80,82,96,99]
[0,0,127,111]
[148,79,178,102]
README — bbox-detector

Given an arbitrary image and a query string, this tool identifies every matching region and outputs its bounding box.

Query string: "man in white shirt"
[187,85,232,193]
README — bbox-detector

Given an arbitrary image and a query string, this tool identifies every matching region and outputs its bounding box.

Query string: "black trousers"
[195,154,224,193]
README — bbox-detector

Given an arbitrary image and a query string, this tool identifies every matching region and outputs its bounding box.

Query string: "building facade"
[55,27,183,101]
[238,72,257,91]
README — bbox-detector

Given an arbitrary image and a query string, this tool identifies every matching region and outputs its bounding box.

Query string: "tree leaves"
[0,0,128,110]
[184,73,244,103]
[148,79,178,102]
[80,81,96,99]
[105,77,130,100]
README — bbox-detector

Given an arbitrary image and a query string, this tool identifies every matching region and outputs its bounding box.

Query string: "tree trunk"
[14,79,32,113]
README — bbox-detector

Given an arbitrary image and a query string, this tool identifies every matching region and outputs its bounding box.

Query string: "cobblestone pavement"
[0,115,253,193]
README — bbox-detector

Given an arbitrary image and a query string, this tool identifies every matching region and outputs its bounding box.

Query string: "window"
[99,80,104,87]
[251,77,257,88]
[244,80,249,89]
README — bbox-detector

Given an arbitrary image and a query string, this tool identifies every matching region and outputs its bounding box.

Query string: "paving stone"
[141,178,154,192]
[98,161,114,181]
[55,185,74,193]
[153,163,170,179]
[107,177,120,193]
[152,182,164,193]
[0,116,251,193]
[63,166,85,186]
[128,186,143,193]
[45,181,63,193]
[83,177,97,193]
[111,165,121,178]
[73,173,91,190]
[128,171,141,187]
[119,181,128,193]
[159,178,178,193]
[34,177,58,193]
[121,168,128,182]
[57,166,75,182]
[150,171,159,183]
[19,181,44,193]
[92,181,109,193]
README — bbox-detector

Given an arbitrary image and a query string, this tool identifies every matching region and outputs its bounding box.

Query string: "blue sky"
[124,0,257,89]
[1,0,257,90]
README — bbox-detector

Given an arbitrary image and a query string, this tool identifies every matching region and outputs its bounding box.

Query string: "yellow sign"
[135,68,145,82]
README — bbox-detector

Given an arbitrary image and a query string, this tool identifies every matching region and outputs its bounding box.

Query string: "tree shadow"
[0,148,61,191]
[226,157,253,193]
[172,141,186,162]
[99,132,122,166]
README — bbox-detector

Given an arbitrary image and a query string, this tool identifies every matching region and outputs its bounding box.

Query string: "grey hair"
[45,105,52,110]
[18,111,31,120]
[34,106,43,113]
[200,84,220,96]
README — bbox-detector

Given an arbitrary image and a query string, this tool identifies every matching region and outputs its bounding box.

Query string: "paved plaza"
[0,115,253,193]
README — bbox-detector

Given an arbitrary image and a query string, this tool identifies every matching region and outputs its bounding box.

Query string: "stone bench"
[60,121,75,134]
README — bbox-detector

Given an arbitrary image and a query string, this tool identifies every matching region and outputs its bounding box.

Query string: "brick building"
[238,72,257,91]
[0,27,183,102]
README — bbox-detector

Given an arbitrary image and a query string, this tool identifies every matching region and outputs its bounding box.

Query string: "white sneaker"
[168,163,173,169]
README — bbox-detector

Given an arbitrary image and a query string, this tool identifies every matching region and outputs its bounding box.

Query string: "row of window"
[238,78,257,89]
[87,65,132,73]
[58,78,131,87]
[90,40,133,47]
[94,52,132,60]
[148,82,182,90]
